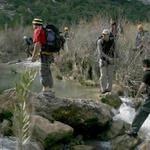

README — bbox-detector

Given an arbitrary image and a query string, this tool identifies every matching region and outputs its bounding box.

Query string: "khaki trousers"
[99,63,114,92]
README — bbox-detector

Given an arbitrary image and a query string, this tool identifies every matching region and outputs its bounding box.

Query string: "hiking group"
[31,18,150,137]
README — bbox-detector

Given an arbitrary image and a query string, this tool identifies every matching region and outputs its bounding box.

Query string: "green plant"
[13,69,36,150]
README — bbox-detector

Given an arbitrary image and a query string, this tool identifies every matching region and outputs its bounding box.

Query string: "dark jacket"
[97,34,115,63]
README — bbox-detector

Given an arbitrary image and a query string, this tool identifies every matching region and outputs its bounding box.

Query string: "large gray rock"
[111,134,141,150]
[99,119,130,140]
[32,115,73,148]
[32,91,112,137]
[0,89,112,137]
[72,145,95,150]
[137,140,150,150]
[100,93,122,109]
[0,137,43,150]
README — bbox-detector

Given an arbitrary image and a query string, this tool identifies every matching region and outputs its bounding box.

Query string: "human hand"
[109,58,114,64]
[31,56,37,62]
[133,98,142,110]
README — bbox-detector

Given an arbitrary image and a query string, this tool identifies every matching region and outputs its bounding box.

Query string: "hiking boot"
[101,89,111,94]
[125,130,138,137]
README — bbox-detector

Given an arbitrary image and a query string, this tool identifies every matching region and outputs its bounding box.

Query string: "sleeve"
[142,73,148,84]
[33,29,43,44]
[97,39,101,58]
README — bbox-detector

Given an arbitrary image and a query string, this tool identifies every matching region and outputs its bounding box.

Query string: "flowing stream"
[0,59,150,149]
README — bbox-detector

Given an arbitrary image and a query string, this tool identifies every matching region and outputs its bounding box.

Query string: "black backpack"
[43,24,62,53]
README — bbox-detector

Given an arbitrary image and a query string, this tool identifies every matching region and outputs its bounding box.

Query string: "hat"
[64,27,69,31]
[137,24,143,30]
[32,18,43,25]
[102,29,110,35]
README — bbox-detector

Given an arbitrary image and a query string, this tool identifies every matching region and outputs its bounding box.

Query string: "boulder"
[0,89,112,137]
[0,88,16,111]
[137,140,150,150]
[100,93,122,109]
[32,91,112,137]
[31,115,74,148]
[0,137,43,150]
[112,84,124,96]
[111,134,141,150]
[99,119,130,140]
[72,145,95,150]
[0,119,12,136]
[79,79,96,87]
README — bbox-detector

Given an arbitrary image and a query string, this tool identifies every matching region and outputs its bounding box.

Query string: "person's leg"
[130,107,149,133]
[99,64,107,93]
[107,65,114,92]
[40,55,53,91]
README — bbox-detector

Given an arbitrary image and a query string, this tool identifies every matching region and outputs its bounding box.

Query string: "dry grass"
[0,26,32,62]
[60,17,150,94]
[0,17,149,94]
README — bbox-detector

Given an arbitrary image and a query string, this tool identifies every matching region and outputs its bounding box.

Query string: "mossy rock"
[55,74,63,80]
[72,145,95,150]
[32,115,73,149]
[52,105,111,137]
[1,120,13,136]
[112,84,124,96]
[98,120,130,140]
[48,143,64,150]
[79,79,96,87]
[100,93,122,109]
[111,134,141,150]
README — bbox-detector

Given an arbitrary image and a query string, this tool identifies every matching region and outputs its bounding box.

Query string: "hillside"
[0,0,150,28]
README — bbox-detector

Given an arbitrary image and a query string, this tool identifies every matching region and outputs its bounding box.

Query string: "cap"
[102,29,110,35]
[32,18,43,25]
[64,27,69,31]
[137,24,143,30]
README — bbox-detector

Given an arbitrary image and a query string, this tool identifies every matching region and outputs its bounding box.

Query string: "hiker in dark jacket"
[97,29,116,94]
[23,36,33,57]
[126,59,150,137]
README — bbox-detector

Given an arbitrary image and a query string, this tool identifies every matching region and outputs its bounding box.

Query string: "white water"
[114,97,150,138]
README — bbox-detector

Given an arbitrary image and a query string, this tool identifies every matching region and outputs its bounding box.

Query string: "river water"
[0,60,99,99]
[0,60,150,149]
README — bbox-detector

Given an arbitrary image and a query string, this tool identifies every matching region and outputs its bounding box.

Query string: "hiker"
[23,36,33,57]
[59,32,66,50]
[64,26,69,39]
[63,26,69,52]
[97,29,116,94]
[126,59,150,136]
[110,21,118,39]
[31,18,53,92]
[135,24,148,50]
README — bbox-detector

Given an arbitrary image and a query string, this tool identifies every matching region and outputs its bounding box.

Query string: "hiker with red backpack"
[31,18,62,93]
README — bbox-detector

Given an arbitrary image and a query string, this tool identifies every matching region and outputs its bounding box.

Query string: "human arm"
[135,82,146,99]
[31,42,41,62]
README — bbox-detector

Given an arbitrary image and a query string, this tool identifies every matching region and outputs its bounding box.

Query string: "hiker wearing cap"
[32,18,53,92]
[64,27,69,39]
[110,22,118,39]
[135,24,148,49]
[126,59,150,137]
[135,24,150,59]
[63,26,69,52]
[23,36,33,57]
[97,29,116,94]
